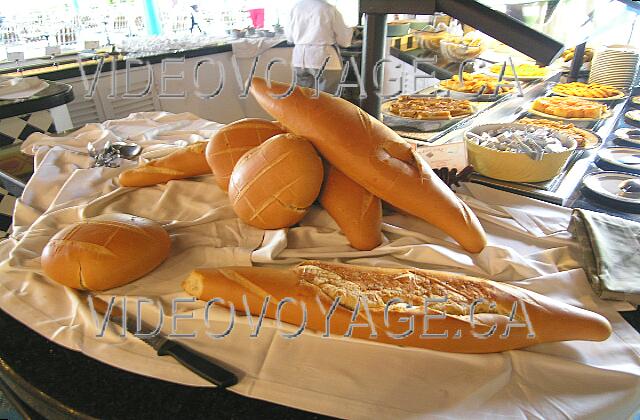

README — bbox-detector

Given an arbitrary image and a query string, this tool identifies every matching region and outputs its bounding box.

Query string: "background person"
[286,0,353,94]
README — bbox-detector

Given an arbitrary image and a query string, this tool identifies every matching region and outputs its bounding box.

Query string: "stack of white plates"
[588,45,640,91]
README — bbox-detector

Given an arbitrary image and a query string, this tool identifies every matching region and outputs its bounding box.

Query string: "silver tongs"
[87,140,142,168]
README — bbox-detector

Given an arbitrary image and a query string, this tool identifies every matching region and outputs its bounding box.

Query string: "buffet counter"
[0,109,638,418]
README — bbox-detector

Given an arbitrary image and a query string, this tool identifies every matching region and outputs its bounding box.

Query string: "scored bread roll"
[119,142,211,187]
[182,261,612,353]
[319,165,382,250]
[228,133,324,229]
[41,214,171,291]
[250,77,486,253]
[206,118,286,191]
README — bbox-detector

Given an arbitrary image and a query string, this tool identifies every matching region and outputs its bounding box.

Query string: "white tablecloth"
[1,112,639,419]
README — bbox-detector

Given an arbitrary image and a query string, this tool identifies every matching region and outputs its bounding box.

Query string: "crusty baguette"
[250,77,486,253]
[119,142,211,187]
[319,165,382,250]
[182,261,612,353]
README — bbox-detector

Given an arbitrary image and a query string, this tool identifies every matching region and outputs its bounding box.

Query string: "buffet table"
[0,111,639,419]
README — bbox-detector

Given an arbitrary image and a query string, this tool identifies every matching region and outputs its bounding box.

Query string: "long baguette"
[319,165,382,250]
[250,77,486,253]
[182,261,612,354]
[119,142,211,187]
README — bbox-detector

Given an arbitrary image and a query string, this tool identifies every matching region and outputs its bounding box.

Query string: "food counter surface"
[0,110,639,419]
[0,39,290,81]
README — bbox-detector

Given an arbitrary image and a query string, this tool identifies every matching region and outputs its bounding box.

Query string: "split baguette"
[119,142,211,187]
[319,165,382,250]
[250,78,486,253]
[182,261,612,353]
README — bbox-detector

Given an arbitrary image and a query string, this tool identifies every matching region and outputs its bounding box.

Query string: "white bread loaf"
[119,142,211,187]
[250,77,486,253]
[319,165,382,250]
[206,118,286,191]
[182,261,612,353]
[41,214,171,291]
[228,133,324,229]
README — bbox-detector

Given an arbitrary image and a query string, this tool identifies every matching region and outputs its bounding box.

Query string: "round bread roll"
[41,214,171,291]
[206,118,286,191]
[228,133,323,229]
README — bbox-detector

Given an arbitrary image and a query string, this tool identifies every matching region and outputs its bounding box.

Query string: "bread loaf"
[206,118,286,191]
[42,214,171,291]
[228,133,324,229]
[119,142,210,187]
[250,78,486,253]
[182,261,612,353]
[319,165,382,250]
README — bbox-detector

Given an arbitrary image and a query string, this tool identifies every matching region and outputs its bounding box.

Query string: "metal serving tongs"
[87,140,142,168]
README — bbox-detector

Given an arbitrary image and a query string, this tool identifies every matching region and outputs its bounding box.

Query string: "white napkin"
[1,112,639,419]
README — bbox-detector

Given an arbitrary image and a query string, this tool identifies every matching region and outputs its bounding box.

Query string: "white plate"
[626,110,640,124]
[597,147,640,171]
[582,171,640,204]
[614,128,640,146]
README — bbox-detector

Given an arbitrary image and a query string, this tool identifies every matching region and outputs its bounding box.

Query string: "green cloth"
[570,209,640,303]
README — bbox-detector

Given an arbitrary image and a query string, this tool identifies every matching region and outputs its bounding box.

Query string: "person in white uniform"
[286,0,353,94]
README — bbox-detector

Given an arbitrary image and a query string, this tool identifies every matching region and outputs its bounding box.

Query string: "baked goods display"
[440,72,513,95]
[206,118,286,191]
[250,77,487,253]
[530,96,608,119]
[561,46,594,63]
[182,260,612,354]
[228,133,324,230]
[387,96,474,120]
[489,63,547,78]
[552,82,624,100]
[518,117,596,148]
[319,166,382,251]
[119,142,211,187]
[41,214,171,291]
[439,34,485,62]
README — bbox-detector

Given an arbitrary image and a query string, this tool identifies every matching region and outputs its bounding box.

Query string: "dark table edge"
[0,82,74,119]
[0,351,97,420]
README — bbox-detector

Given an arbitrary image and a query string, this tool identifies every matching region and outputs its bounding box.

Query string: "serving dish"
[517,117,602,150]
[551,82,626,102]
[582,171,640,207]
[614,127,640,147]
[439,72,513,101]
[625,110,640,125]
[464,123,577,183]
[596,147,640,174]
[381,97,475,132]
[527,107,613,127]
[487,63,547,81]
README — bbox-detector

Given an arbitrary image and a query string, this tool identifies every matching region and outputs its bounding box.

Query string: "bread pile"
[115,79,487,253]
